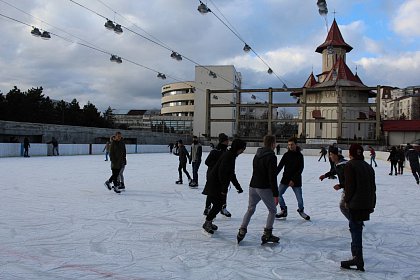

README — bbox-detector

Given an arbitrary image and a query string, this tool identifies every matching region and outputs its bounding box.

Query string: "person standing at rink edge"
[237,135,280,245]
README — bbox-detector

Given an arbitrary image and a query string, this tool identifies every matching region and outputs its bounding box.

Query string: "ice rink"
[1,151,419,280]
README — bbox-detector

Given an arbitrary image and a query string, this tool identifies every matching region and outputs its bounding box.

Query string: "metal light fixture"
[282,83,287,89]
[40,31,51,39]
[30,27,41,37]
[243,44,251,52]
[251,94,256,100]
[110,55,122,63]
[198,1,211,14]
[209,71,217,78]
[317,0,328,16]
[170,51,182,61]
[212,95,218,100]
[114,24,123,34]
[157,73,166,79]
[267,68,273,74]
[105,20,115,30]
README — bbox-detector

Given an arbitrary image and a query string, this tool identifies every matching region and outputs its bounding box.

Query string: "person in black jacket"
[406,144,420,184]
[23,137,30,157]
[175,140,192,184]
[387,146,398,175]
[276,137,310,220]
[237,135,279,244]
[189,136,202,188]
[202,139,246,234]
[104,132,126,193]
[397,146,405,175]
[341,144,376,271]
[202,133,243,217]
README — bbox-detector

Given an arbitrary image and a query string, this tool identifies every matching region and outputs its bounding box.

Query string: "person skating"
[117,136,127,191]
[276,137,310,220]
[23,137,30,157]
[202,139,246,234]
[189,136,202,188]
[318,146,327,162]
[327,143,338,178]
[405,144,420,185]
[368,146,377,167]
[168,142,174,154]
[175,140,192,184]
[387,146,398,175]
[319,147,349,220]
[104,132,126,193]
[203,133,243,217]
[47,137,59,156]
[237,135,279,245]
[103,141,110,161]
[397,146,405,175]
[340,144,376,272]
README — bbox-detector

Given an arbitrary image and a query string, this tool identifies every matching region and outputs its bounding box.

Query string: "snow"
[1,152,420,280]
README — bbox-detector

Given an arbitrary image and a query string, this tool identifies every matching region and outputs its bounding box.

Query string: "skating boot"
[237,228,247,244]
[175,179,183,184]
[202,220,214,234]
[275,206,287,219]
[119,183,125,192]
[341,247,365,271]
[104,181,112,190]
[220,204,232,217]
[203,206,211,216]
[261,228,279,245]
[297,208,310,220]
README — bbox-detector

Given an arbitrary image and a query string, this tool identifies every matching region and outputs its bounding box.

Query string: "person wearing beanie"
[203,134,243,217]
[319,146,349,220]
[340,143,376,271]
[202,139,246,234]
[276,137,310,220]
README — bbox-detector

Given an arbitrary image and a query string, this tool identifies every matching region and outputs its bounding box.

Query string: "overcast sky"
[1,0,419,112]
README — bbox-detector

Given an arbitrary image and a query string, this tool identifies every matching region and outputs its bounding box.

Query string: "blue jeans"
[370,155,377,166]
[278,183,304,210]
[349,218,364,251]
[192,161,201,183]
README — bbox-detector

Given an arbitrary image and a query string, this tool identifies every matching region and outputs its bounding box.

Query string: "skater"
[368,146,377,167]
[397,146,405,175]
[103,140,110,161]
[340,144,376,272]
[237,135,279,245]
[168,142,174,154]
[117,136,127,191]
[327,143,338,178]
[319,147,349,220]
[318,146,327,162]
[203,133,243,217]
[406,144,420,185]
[202,139,246,234]
[174,141,179,155]
[276,137,310,220]
[47,137,59,156]
[104,132,126,193]
[276,144,281,155]
[175,140,192,184]
[189,136,202,188]
[387,146,398,175]
[23,137,30,157]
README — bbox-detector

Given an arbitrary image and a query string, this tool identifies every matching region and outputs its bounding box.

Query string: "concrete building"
[380,86,420,120]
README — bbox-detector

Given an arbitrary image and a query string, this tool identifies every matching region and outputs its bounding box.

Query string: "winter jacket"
[406,148,420,167]
[387,148,398,162]
[249,147,279,197]
[277,146,304,187]
[190,143,202,163]
[323,155,347,188]
[202,149,239,199]
[344,159,376,221]
[109,139,126,169]
[178,145,191,163]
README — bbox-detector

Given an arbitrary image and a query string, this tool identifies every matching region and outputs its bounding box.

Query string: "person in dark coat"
[276,144,281,155]
[104,132,126,193]
[175,140,192,184]
[319,147,349,220]
[318,146,327,162]
[327,143,338,178]
[202,139,246,234]
[23,137,30,157]
[276,137,310,220]
[237,135,279,244]
[397,146,405,175]
[406,144,420,185]
[387,146,398,175]
[189,136,202,188]
[168,142,174,154]
[341,144,376,271]
[47,137,59,156]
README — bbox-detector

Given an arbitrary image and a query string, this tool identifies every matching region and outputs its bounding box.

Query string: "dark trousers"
[178,161,191,181]
[398,161,404,174]
[205,194,227,208]
[411,164,420,182]
[390,161,397,174]
[318,154,326,161]
[349,219,364,251]
[192,161,201,183]
[24,148,29,157]
[206,195,224,221]
[108,168,121,186]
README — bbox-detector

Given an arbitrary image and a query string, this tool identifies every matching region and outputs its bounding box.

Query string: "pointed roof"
[304,72,318,88]
[316,19,353,53]
[321,56,363,86]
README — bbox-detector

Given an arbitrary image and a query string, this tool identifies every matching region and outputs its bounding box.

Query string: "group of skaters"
[200,134,377,271]
[104,131,127,194]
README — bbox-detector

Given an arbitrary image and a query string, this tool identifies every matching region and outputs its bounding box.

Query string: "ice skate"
[220,204,231,217]
[341,248,365,272]
[297,208,310,220]
[175,179,183,184]
[104,181,112,190]
[202,220,214,234]
[275,206,287,219]
[237,228,247,244]
[261,228,279,245]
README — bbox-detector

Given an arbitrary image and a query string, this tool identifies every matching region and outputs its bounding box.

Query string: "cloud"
[392,0,420,37]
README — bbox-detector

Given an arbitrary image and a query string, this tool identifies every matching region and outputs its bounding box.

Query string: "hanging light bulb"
[104,20,115,30]
[209,71,217,78]
[243,44,251,52]
[30,27,41,37]
[114,24,123,34]
[251,94,256,100]
[157,73,166,79]
[267,68,273,74]
[115,56,122,64]
[110,55,117,62]
[170,51,182,61]
[198,1,210,14]
[40,31,51,40]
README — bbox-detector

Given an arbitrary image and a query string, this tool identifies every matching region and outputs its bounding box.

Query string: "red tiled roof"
[383,120,420,132]
[316,19,353,53]
[304,72,318,88]
[324,57,361,83]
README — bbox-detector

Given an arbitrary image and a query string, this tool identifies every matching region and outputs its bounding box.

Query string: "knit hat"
[230,139,247,153]
[178,139,183,144]
[349,144,364,160]
[218,133,229,143]
[329,147,339,155]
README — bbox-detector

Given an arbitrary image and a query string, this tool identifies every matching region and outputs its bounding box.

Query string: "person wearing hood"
[237,135,279,244]
[319,147,349,220]
[202,138,246,234]
[276,137,310,220]
[202,133,243,217]
[340,144,376,271]
[405,144,420,185]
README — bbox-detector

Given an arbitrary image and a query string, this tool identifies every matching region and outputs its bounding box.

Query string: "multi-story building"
[380,86,420,120]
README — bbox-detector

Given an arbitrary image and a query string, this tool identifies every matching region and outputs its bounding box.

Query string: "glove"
[237,187,243,193]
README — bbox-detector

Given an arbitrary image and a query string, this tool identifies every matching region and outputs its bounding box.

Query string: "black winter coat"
[249,147,279,197]
[202,150,239,199]
[178,145,191,163]
[406,148,420,167]
[277,147,304,187]
[109,139,126,169]
[344,159,376,221]
[323,155,347,188]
